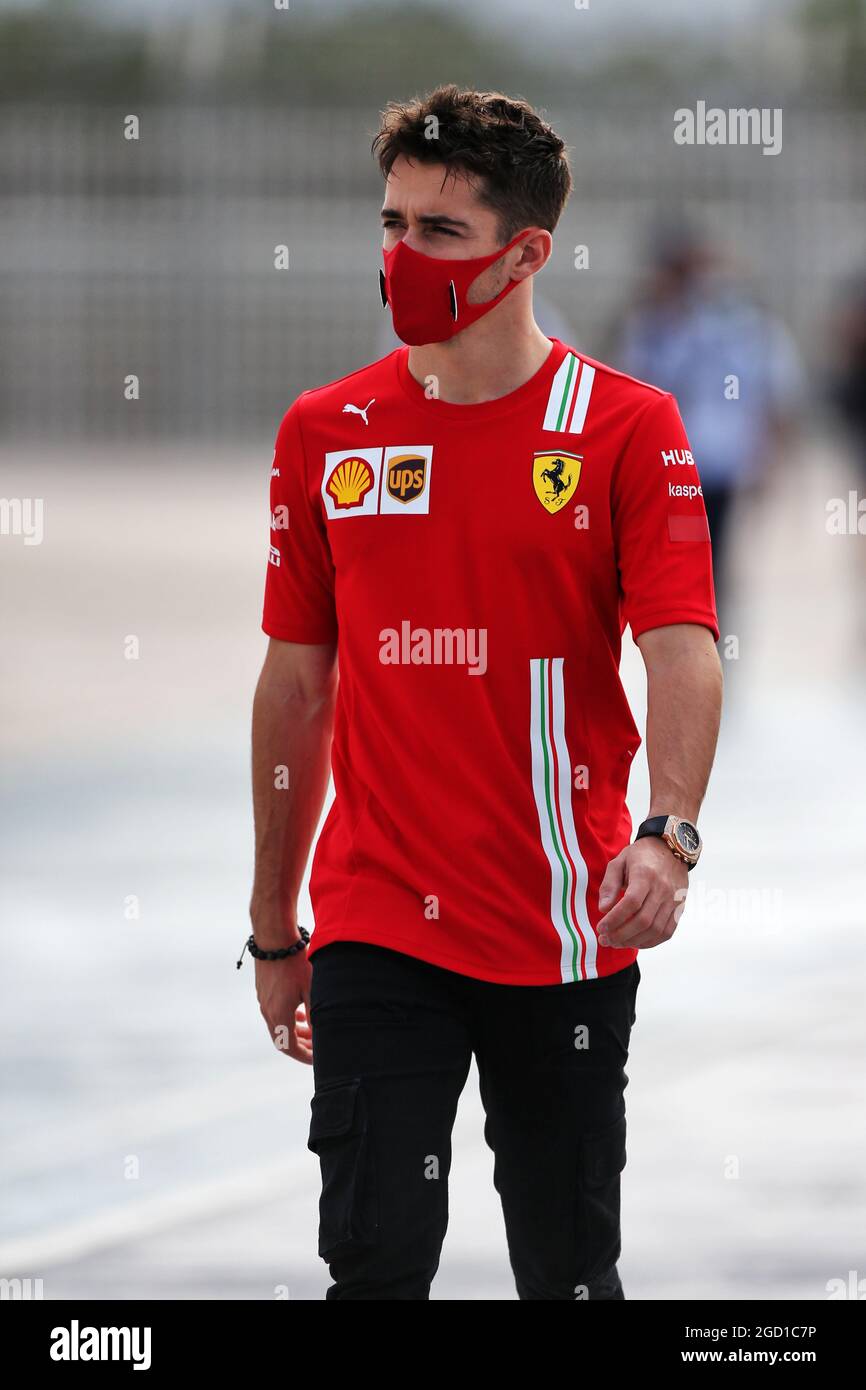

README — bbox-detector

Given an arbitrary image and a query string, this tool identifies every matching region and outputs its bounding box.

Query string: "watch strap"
[635,816,699,871]
[635,815,669,840]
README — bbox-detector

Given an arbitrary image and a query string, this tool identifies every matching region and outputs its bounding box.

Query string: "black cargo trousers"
[306,940,640,1300]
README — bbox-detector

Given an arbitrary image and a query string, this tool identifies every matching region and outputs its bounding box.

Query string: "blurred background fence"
[0,0,864,440]
[1,102,863,440]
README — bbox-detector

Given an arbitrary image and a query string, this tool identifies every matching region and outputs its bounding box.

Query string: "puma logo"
[342,399,375,426]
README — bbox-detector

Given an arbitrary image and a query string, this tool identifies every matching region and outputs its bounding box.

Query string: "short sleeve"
[261,397,338,644]
[611,391,720,643]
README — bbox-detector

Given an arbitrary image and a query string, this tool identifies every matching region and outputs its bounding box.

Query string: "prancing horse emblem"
[532,450,582,513]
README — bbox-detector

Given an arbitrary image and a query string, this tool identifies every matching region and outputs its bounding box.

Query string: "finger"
[597,852,627,916]
[289,1030,314,1063]
[276,1022,313,1063]
[627,905,680,950]
[295,997,313,1056]
[597,872,653,937]
[604,889,666,947]
[268,1013,307,1052]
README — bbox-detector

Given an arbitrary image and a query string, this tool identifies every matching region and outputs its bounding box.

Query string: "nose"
[399,221,425,253]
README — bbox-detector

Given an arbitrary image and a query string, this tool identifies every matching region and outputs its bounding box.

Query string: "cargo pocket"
[307,1077,378,1260]
[576,1113,627,1285]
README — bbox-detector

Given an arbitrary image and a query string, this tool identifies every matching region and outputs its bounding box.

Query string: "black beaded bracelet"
[236,926,310,969]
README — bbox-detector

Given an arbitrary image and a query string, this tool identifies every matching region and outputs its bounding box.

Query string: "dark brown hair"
[372,85,572,242]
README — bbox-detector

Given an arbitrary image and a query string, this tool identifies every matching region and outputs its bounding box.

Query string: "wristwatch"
[635,815,702,870]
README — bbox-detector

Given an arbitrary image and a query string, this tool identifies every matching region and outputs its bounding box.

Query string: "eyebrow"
[380,207,471,230]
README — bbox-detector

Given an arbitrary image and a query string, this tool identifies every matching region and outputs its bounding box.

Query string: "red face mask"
[379,229,531,346]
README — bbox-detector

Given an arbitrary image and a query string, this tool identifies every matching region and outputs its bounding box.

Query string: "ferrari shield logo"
[533,451,581,513]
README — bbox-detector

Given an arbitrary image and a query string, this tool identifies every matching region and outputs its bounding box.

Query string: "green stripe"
[554,355,576,432]
[538,657,581,981]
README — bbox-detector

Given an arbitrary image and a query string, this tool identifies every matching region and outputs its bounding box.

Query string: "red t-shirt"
[262,337,718,985]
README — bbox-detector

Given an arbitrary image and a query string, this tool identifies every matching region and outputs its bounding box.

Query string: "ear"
[511,228,553,281]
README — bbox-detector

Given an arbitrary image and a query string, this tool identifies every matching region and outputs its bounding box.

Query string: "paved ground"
[1,438,864,1300]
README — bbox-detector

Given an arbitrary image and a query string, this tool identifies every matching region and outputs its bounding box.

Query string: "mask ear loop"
[378,269,388,307]
[452,231,530,322]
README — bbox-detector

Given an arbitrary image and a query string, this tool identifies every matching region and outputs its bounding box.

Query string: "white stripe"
[543,353,578,431]
[530,658,573,980]
[549,657,598,980]
[567,361,595,434]
[546,657,580,981]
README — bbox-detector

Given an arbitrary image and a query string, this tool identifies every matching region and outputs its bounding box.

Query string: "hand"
[596,837,689,950]
[254,951,313,1064]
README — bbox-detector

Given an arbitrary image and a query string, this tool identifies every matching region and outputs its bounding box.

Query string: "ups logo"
[386,453,427,504]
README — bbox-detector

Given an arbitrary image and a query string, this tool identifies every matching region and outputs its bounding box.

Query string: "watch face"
[675,820,701,855]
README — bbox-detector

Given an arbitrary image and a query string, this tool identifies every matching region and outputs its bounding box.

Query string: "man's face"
[381,155,514,304]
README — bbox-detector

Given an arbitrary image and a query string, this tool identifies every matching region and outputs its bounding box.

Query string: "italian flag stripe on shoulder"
[542,353,596,435]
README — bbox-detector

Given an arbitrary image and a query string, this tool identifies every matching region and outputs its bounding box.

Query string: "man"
[248,86,723,1301]
[618,223,803,623]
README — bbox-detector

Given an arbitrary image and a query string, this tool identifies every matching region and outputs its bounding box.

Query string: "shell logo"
[326,455,374,509]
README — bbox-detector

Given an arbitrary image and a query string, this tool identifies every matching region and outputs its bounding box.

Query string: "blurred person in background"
[247,86,722,1301]
[827,268,866,646]
[618,225,804,631]
[828,269,866,473]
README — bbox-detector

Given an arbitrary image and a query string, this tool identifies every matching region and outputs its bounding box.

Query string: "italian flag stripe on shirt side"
[542,353,596,435]
[529,657,597,981]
